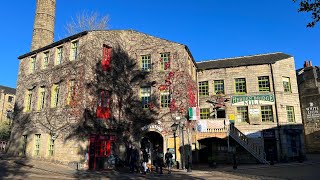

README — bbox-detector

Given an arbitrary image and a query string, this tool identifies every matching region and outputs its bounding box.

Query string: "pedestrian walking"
[154,145,163,174]
[126,144,132,167]
[130,146,139,173]
[141,148,149,174]
[165,148,173,174]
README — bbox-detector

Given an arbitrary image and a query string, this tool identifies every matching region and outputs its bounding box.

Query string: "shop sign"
[141,124,163,132]
[306,102,320,120]
[249,108,261,124]
[249,109,260,115]
[231,94,275,106]
[229,114,235,124]
[263,130,275,139]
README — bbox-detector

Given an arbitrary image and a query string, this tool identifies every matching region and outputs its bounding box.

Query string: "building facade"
[8,30,198,169]
[297,61,320,153]
[0,85,16,123]
[196,53,304,163]
[8,0,305,169]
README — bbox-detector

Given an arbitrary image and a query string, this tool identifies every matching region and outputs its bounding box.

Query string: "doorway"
[88,134,115,170]
[264,138,278,161]
[140,131,163,166]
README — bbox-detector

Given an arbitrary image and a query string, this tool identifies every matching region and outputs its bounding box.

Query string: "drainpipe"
[1,92,6,122]
[269,63,283,160]
[196,68,200,163]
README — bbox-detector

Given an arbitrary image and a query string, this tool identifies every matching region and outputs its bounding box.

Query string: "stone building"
[297,61,320,153]
[8,29,198,169]
[8,0,199,169]
[0,85,16,123]
[8,0,305,169]
[196,53,304,163]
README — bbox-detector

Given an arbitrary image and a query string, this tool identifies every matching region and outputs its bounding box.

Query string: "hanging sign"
[189,107,200,120]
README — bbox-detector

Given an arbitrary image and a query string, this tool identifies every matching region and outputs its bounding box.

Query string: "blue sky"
[1,0,319,88]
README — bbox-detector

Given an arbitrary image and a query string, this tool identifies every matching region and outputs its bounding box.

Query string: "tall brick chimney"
[31,0,56,51]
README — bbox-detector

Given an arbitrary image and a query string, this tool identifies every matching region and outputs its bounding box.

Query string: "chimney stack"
[31,0,56,51]
[304,60,313,68]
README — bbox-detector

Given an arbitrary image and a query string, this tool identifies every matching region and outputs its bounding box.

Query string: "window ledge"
[235,93,247,95]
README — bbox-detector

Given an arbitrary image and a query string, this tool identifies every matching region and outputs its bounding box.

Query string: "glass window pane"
[141,55,151,71]
[235,78,246,93]
[261,105,273,122]
[160,90,170,108]
[160,53,170,70]
[283,77,291,92]
[258,76,270,92]
[141,87,151,108]
[237,106,248,123]
[199,81,209,96]
[214,80,224,94]
[200,108,210,119]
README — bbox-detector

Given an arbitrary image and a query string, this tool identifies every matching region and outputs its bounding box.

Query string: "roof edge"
[18,31,88,59]
[197,52,292,64]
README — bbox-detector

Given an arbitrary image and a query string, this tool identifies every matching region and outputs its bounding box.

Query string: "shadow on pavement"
[1,153,204,180]
[74,167,205,180]
[0,153,30,179]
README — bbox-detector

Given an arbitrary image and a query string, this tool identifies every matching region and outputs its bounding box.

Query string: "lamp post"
[171,123,179,169]
[180,122,185,170]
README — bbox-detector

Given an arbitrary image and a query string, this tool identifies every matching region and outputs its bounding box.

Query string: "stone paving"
[1,153,320,179]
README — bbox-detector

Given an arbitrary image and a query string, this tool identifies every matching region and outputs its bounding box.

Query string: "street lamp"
[171,123,179,168]
[179,117,192,172]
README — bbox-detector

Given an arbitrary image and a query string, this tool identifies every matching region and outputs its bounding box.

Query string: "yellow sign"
[229,114,235,120]
[167,137,180,161]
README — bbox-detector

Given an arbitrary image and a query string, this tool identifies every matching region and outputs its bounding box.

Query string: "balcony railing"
[197,118,228,133]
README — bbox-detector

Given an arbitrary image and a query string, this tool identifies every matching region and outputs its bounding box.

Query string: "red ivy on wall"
[188,83,196,107]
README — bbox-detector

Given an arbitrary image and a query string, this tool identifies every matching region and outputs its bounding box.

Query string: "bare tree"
[293,0,320,27]
[65,11,110,36]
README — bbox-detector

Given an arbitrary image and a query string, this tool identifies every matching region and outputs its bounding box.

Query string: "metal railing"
[229,124,268,164]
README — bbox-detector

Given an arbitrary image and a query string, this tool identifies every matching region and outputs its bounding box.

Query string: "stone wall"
[298,66,320,153]
[197,56,303,160]
[31,0,55,51]
[0,91,15,123]
[9,30,198,166]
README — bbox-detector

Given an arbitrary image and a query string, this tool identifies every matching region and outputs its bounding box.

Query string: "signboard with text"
[231,94,275,106]
[306,102,320,120]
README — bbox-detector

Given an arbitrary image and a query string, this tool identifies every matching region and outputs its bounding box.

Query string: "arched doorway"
[140,131,163,166]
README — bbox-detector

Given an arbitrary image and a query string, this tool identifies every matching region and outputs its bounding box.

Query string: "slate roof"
[0,85,16,95]
[197,52,292,70]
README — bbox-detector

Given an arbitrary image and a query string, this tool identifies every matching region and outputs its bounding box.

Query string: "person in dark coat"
[165,148,173,174]
[141,148,149,174]
[126,144,132,167]
[130,146,139,173]
[154,145,163,174]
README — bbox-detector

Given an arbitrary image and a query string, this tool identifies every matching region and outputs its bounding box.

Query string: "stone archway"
[140,131,164,166]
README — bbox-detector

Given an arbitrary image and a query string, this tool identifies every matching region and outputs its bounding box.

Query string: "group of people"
[126,144,174,174]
